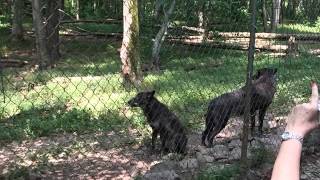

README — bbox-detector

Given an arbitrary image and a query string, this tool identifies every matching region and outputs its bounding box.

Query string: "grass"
[197,163,241,180]
[0,20,320,144]
[63,23,122,34]
[276,23,320,33]
[0,104,131,143]
[0,15,10,28]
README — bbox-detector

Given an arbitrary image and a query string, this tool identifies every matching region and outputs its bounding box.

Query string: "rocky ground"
[0,116,319,180]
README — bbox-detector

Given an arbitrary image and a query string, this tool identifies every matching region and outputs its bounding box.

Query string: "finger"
[310,81,319,106]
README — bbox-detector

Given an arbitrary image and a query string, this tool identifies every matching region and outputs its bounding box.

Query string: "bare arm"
[271,81,319,180]
[271,139,302,180]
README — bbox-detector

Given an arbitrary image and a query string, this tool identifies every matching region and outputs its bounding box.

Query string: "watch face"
[281,132,289,139]
[281,132,303,143]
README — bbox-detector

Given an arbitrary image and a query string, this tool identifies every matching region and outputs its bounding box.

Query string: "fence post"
[240,0,257,177]
[0,57,4,103]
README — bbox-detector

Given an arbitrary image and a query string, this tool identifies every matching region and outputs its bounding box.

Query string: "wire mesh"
[0,0,319,179]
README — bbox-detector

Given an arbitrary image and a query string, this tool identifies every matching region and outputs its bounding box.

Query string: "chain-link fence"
[0,0,320,179]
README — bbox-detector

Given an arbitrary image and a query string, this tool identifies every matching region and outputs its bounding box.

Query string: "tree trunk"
[11,0,24,41]
[302,0,320,22]
[261,0,268,32]
[32,0,50,69]
[76,0,80,20]
[292,0,299,18]
[138,0,144,27]
[240,0,248,6]
[280,0,285,23]
[198,0,208,41]
[287,0,292,17]
[46,0,61,66]
[71,0,74,10]
[93,0,97,14]
[151,0,175,71]
[120,0,141,87]
[154,0,162,18]
[61,0,65,10]
[271,0,281,32]
[60,0,65,20]
[287,0,299,19]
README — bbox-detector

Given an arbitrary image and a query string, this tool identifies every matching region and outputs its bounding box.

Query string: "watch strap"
[281,131,304,144]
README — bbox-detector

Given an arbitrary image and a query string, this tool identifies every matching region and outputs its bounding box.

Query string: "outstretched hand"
[285,81,320,137]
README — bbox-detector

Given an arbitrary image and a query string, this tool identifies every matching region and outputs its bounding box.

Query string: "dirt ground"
[1,116,319,180]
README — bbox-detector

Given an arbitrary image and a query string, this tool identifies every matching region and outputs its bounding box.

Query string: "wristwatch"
[281,131,304,144]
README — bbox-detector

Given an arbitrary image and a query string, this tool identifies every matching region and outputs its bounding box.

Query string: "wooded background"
[0,0,319,179]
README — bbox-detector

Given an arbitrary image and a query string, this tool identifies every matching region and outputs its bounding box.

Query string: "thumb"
[310,81,319,107]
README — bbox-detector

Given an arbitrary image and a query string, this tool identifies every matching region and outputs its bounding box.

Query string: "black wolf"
[202,68,277,147]
[128,91,188,154]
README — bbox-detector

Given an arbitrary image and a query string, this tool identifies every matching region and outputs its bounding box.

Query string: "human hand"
[285,81,320,137]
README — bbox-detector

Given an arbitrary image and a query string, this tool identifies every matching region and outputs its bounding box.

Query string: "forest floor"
[1,114,319,179]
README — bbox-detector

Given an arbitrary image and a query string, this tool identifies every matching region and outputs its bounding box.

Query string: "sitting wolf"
[202,68,277,147]
[128,90,188,154]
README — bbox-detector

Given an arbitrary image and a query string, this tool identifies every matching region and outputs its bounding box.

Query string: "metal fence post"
[240,0,257,176]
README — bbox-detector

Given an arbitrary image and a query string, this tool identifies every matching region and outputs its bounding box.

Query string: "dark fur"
[128,91,188,154]
[202,68,277,147]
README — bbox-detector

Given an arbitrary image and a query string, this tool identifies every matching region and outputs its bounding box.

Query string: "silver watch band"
[281,131,304,144]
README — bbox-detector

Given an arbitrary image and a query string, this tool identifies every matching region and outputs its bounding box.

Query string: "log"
[216,32,320,41]
[167,38,288,52]
[170,32,320,41]
[61,19,122,24]
[171,26,320,41]
[59,30,288,52]
[0,59,28,68]
[309,49,320,56]
[60,32,122,38]
[181,26,204,33]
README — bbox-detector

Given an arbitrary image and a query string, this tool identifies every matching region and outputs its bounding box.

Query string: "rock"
[228,139,241,148]
[204,155,215,163]
[150,161,177,172]
[150,160,161,167]
[136,161,145,169]
[163,153,185,161]
[196,152,214,163]
[179,158,198,169]
[134,150,144,156]
[254,136,281,152]
[304,128,320,147]
[249,139,262,149]
[266,119,278,129]
[143,170,180,180]
[208,145,229,160]
[301,174,308,180]
[141,146,149,151]
[58,152,67,158]
[162,153,177,161]
[196,152,205,163]
[196,145,209,154]
[246,169,262,180]
[302,146,315,156]
[229,147,241,160]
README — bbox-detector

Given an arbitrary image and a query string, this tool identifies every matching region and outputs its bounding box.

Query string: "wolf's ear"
[253,70,261,80]
[150,90,155,96]
[274,68,278,73]
[146,90,155,98]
